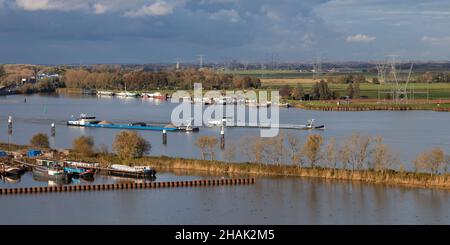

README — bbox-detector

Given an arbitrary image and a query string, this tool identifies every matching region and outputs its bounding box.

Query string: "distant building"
[37,73,60,80]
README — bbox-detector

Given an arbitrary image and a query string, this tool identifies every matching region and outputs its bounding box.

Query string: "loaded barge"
[67,114,198,132]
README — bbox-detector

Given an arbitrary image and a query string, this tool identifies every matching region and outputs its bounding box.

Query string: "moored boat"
[64,167,95,179]
[117,91,138,97]
[33,166,66,180]
[97,90,115,96]
[110,164,156,178]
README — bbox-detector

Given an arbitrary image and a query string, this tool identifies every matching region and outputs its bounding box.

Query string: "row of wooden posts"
[0,178,255,195]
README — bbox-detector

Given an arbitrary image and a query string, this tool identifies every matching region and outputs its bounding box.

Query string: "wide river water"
[0,94,449,224]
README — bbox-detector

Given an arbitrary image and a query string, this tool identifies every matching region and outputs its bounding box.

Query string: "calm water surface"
[0,94,449,224]
[1,176,449,224]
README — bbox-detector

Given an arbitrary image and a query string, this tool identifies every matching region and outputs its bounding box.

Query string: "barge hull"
[68,123,179,131]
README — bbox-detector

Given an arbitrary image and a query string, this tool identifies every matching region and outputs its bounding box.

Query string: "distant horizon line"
[3,59,450,67]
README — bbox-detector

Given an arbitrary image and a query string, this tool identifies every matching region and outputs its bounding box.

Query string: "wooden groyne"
[0,178,255,195]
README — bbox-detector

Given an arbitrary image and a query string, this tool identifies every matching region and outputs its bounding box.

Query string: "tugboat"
[67,114,100,126]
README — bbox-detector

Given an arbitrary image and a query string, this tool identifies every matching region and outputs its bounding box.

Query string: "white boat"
[117,91,138,97]
[67,114,100,126]
[110,164,156,176]
[207,117,232,127]
[97,90,115,96]
[33,166,65,180]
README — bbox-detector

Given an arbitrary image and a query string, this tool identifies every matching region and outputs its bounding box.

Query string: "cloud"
[123,1,175,18]
[15,0,88,11]
[346,34,376,43]
[209,9,240,22]
[93,3,108,14]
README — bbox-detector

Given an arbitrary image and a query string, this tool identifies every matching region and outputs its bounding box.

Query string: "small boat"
[0,163,25,176]
[97,90,115,96]
[305,119,325,129]
[33,166,66,180]
[64,167,95,179]
[110,164,156,178]
[153,92,167,100]
[5,166,24,176]
[116,91,138,97]
[64,160,99,168]
[207,117,232,127]
[276,102,291,108]
[67,114,100,126]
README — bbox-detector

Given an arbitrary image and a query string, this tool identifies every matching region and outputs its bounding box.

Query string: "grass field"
[261,81,450,100]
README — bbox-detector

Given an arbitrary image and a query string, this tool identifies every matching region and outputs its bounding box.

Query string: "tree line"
[28,130,450,175]
[63,67,261,90]
[195,133,450,175]
[30,130,150,160]
[279,80,361,100]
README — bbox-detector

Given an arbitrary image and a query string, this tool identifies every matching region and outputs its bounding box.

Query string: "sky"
[1,0,450,64]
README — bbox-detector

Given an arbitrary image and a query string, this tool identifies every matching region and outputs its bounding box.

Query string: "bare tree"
[301,134,324,168]
[195,136,218,160]
[266,132,286,166]
[414,148,445,176]
[371,136,399,173]
[339,141,351,170]
[196,136,209,160]
[287,134,302,167]
[445,155,450,173]
[325,137,338,169]
[341,133,372,170]
[222,142,237,163]
[240,136,265,164]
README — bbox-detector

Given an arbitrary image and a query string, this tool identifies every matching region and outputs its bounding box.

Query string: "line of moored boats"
[1,155,157,185]
[96,90,291,107]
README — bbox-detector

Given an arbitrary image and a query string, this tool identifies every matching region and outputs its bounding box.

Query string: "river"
[0,94,449,224]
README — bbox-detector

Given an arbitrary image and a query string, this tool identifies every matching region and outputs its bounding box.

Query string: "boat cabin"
[36,159,61,168]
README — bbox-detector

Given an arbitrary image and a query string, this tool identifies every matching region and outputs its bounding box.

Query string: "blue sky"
[1,0,450,64]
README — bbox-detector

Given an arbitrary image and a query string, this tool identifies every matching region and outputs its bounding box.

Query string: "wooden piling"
[0,178,256,195]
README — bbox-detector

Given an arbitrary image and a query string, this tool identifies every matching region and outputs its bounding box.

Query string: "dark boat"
[0,164,25,176]
[64,167,95,179]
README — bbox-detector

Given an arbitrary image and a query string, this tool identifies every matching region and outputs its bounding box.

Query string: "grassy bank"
[2,141,449,189]
[264,82,450,100]
[74,154,450,190]
[291,100,450,112]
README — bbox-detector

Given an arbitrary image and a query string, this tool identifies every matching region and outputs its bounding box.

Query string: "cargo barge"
[67,114,198,132]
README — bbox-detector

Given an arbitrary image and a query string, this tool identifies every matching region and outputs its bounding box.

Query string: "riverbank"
[73,153,450,190]
[290,100,450,112]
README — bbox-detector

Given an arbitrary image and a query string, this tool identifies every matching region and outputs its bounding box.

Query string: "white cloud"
[15,0,88,11]
[93,3,108,14]
[209,9,240,23]
[346,34,376,43]
[124,1,175,18]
